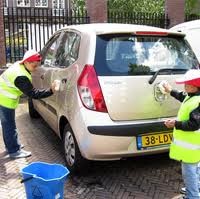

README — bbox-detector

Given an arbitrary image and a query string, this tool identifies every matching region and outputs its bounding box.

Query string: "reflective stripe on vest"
[0,73,16,88]
[173,138,200,150]
[0,88,18,99]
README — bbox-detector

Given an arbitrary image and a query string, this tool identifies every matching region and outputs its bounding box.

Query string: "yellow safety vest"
[0,62,31,109]
[169,95,200,163]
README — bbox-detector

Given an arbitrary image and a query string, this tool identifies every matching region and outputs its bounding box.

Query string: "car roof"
[170,20,200,32]
[60,23,185,36]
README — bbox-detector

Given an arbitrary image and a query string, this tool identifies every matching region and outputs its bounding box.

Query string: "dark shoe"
[9,149,31,159]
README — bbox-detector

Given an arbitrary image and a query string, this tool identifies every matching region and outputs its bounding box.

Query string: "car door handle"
[61,78,67,83]
[40,75,44,80]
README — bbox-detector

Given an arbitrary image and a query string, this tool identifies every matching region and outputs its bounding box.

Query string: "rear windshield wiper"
[148,68,187,84]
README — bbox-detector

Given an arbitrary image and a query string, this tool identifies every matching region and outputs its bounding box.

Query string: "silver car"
[29,23,199,172]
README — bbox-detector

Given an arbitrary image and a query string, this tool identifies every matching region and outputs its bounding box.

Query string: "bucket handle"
[21,176,34,183]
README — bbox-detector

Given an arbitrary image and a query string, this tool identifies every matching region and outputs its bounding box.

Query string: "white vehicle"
[170,20,200,62]
[29,23,199,172]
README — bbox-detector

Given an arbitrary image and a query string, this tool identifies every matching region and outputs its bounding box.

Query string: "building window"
[52,0,65,16]
[35,0,48,7]
[4,0,8,7]
[17,0,30,7]
[52,0,65,9]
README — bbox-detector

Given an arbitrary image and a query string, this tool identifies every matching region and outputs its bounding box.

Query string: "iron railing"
[4,7,90,63]
[185,14,200,22]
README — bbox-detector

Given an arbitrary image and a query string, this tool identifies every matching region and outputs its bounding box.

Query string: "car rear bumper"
[74,121,171,160]
[71,108,173,161]
[78,132,170,160]
[87,121,169,136]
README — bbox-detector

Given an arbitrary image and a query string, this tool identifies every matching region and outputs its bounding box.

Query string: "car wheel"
[63,124,89,173]
[28,98,40,118]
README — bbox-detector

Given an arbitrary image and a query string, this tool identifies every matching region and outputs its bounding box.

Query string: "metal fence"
[108,10,170,29]
[185,14,200,21]
[5,7,198,64]
[4,7,90,63]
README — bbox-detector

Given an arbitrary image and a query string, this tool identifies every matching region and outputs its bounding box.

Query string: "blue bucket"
[20,162,70,199]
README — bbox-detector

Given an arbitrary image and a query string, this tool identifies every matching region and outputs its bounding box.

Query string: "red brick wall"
[0,0,6,66]
[85,0,107,23]
[165,0,185,28]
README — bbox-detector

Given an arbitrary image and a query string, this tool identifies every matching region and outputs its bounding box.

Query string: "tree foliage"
[70,0,86,10]
[185,0,199,15]
[70,0,200,15]
[108,0,165,13]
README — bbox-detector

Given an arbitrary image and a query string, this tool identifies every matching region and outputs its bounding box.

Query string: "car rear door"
[32,32,63,131]
[49,31,81,126]
[32,29,82,134]
[94,33,199,121]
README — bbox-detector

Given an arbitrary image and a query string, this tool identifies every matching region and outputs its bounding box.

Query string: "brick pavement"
[0,100,184,199]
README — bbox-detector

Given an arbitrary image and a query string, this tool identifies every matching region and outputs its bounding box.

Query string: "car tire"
[63,124,89,174]
[28,98,40,118]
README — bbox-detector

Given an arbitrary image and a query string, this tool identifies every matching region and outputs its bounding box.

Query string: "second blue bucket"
[20,162,70,199]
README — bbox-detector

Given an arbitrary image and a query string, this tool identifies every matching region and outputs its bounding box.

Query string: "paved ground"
[0,99,184,199]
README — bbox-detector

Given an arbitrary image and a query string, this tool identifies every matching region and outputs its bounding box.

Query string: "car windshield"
[94,34,199,76]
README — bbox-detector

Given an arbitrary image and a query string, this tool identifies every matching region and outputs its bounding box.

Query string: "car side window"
[42,33,61,67]
[54,31,81,68]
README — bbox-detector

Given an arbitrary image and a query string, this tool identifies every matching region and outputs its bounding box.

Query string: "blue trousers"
[182,162,200,199]
[0,105,20,154]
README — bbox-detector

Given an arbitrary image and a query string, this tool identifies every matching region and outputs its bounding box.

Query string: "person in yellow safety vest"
[0,50,57,159]
[163,69,200,199]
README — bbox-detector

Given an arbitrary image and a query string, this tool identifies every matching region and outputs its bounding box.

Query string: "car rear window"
[94,34,199,76]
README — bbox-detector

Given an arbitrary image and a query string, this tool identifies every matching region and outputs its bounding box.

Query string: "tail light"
[77,65,108,113]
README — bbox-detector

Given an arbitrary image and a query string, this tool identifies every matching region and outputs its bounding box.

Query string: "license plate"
[137,132,173,149]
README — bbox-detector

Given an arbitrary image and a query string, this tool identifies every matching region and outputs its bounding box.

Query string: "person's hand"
[162,81,172,93]
[51,80,61,93]
[164,119,176,128]
[50,80,58,93]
